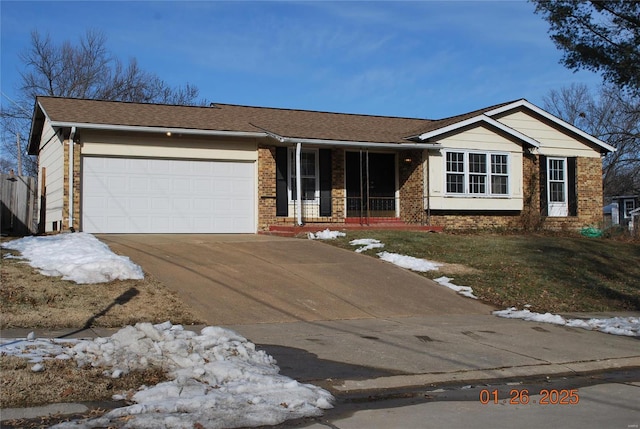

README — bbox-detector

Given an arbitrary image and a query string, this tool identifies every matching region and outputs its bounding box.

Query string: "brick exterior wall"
[61,140,82,232]
[543,156,603,230]
[257,146,348,231]
[331,148,346,222]
[428,154,604,231]
[398,150,424,223]
[257,145,278,231]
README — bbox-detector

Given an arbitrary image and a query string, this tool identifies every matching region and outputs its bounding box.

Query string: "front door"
[346,151,396,221]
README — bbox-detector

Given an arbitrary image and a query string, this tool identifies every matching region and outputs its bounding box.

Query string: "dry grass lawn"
[0,356,168,408]
[0,247,203,329]
[1,242,205,411]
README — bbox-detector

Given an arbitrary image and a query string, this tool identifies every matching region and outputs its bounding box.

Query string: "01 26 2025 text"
[479,389,579,405]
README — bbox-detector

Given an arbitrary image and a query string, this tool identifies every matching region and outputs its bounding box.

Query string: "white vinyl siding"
[37,120,65,232]
[496,110,601,158]
[80,131,258,161]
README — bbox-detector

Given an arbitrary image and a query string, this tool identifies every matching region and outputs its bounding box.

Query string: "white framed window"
[547,157,568,217]
[548,158,566,202]
[288,148,319,202]
[445,151,510,196]
[623,199,636,219]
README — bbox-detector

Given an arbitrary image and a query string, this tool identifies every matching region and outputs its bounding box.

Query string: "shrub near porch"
[327,231,640,313]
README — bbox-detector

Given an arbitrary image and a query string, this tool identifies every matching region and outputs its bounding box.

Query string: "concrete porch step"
[262,223,443,237]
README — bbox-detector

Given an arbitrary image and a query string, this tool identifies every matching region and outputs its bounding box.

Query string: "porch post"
[296,142,303,226]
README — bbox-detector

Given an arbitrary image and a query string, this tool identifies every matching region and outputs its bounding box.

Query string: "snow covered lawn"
[2,233,143,284]
[2,322,333,429]
[494,307,639,337]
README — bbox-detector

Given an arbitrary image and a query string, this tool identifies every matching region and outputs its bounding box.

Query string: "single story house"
[28,96,615,234]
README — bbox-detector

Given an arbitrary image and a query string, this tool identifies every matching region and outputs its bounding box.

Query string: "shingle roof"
[402,99,520,138]
[34,97,435,144]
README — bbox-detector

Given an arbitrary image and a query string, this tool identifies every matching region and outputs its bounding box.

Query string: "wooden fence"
[1,173,37,236]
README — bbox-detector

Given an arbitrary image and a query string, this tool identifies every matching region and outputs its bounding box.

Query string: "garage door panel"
[83,157,255,233]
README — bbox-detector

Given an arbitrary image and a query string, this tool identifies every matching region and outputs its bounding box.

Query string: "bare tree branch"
[1,29,207,175]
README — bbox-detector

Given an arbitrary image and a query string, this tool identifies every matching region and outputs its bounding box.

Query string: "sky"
[1,1,604,120]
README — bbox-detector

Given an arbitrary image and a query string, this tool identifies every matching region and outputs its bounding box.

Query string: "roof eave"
[272,135,442,150]
[47,121,267,139]
[27,100,47,155]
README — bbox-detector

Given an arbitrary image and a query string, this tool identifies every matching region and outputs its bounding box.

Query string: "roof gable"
[410,114,540,148]
[485,99,615,154]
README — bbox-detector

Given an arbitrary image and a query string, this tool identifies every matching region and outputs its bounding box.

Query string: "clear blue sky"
[1,1,602,119]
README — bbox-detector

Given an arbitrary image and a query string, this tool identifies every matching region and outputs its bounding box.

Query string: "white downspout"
[295,142,303,226]
[68,126,76,232]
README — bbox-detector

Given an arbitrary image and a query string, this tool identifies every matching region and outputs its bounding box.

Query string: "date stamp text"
[479,389,579,405]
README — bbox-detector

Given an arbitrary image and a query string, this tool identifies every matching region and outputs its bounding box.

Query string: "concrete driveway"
[99,234,494,325]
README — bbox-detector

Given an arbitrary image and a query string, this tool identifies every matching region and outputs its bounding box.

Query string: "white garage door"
[82,157,255,233]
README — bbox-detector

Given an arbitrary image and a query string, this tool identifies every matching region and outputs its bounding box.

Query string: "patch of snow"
[493,308,639,337]
[433,276,478,299]
[2,322,333,429]
[349,238,384,253]
[377,251,442,272]
[308,229,346,240]
[1,233,144,284]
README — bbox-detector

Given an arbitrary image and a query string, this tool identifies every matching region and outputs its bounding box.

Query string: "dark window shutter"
[276,147,288,216]
[567,157,577,216]
[319,149,332,217]
[539,155,548,216]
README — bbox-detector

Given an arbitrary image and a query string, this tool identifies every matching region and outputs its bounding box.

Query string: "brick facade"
[428,154,604,231]
[398,150,424,223]
[257,145,277,231]
[257,146,604,231]
[331,148,346,221]
[257,146,349,231]
[543,156,603,230]
[61,139,82,232]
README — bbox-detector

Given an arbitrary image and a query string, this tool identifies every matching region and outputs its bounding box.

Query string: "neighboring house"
[28,96,615,234]
[606,195,639,230]
[630,207,640,234]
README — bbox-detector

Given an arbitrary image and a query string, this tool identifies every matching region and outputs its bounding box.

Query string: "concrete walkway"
[98,234,494,325]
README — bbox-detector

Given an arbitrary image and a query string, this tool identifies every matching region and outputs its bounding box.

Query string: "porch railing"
[285,196,427,226]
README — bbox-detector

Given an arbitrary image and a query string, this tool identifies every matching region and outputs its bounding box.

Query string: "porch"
[262,194,443,236]
[258,145,430,234]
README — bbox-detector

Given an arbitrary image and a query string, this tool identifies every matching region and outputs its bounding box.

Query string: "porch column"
[295,142,303,226]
